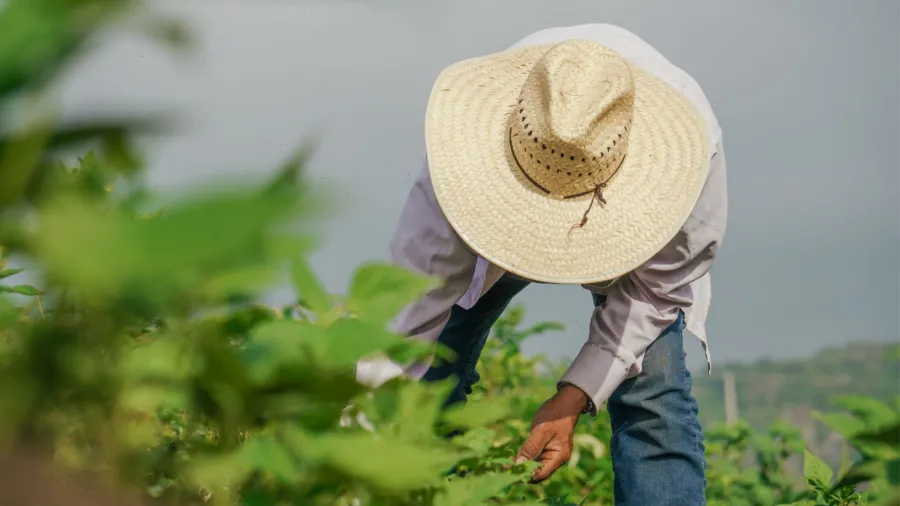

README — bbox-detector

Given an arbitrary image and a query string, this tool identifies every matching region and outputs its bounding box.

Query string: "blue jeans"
[422,275,707,506]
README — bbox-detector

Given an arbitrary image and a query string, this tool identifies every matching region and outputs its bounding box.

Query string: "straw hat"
[425,39,710,284]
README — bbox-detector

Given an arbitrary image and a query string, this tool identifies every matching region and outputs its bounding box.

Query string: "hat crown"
[509,40,635,197]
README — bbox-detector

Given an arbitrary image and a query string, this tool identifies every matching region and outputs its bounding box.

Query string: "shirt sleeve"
[560,144,728,414]
[356,160,477,387]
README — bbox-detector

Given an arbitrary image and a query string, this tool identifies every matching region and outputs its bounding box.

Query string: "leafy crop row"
[0,2,897,505]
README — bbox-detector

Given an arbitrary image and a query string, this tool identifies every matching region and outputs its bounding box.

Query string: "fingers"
[531,448,568,483]
[515,426,572,483]
[515,428,569,483]
[515,429,549,465]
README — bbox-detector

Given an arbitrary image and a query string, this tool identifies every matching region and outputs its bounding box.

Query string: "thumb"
[515,428,550,465]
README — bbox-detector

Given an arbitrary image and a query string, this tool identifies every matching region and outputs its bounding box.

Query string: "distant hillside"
[693,341,899,431]
[692,341,899,469]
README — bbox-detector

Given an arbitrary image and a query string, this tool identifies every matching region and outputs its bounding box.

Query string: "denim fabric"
[422,275,707,505]
[421,275,530,405]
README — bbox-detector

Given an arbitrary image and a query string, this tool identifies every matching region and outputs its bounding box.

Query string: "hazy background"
[57,0,899,371]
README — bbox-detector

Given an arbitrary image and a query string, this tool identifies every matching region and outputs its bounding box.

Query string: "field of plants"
[0,2,897,505]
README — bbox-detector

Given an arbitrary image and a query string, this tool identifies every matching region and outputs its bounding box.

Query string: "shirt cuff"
[559,343,630,416]
[355,353,434,389]
[356,356,406,388]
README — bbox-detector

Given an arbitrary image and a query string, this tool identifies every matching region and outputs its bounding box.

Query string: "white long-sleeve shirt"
[357,24,728,413]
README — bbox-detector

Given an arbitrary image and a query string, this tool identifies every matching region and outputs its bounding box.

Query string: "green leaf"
[395,380,456,442]
[291,257,331,315]
[849,421,900,461]
[436,472,524,506]
[0,0,114,98]
[324,319,407,366]
[241,436,300,483]
[299,432,462,492]
[887,458,900,486]
[346,262,437,324]
[831,396,897,427]
[247,318,405,376]
[0,296,18,326]
[855,421,900,448]
[264,138,317,196]
[188,450,254,496]
[120,336,195,381]
[0,268,23,280]
[385,337,450,366]
[450,427,497,455]
[219,303,279,336]
[543,497,579,506]
[804,449,833,485]
[203,264,281,299]
[875,492,900,506]
[118,385,188,413]
[42,116,171,153]
[0,119,52,206]
[832,459,885,490]
[0,284,41,296]
[34,186,304,298]
[242,320,321,382]
[442,397,511,430]
[814,411,866,440]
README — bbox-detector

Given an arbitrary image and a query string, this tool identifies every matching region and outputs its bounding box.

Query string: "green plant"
[1,2,898,506]
[782,396,900,506]
[460,305,614,505]
[703,419,805,505]
[0,4,548,506]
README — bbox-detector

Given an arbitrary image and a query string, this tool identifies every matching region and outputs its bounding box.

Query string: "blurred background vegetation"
[0,1,897,506]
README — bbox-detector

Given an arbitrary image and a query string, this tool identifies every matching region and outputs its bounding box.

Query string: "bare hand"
[514,384,588,482]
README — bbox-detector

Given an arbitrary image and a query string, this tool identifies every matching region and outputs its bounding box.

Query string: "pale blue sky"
[58,0,899,370]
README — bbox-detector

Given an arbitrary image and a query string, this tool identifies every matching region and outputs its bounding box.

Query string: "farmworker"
[357,23,727,506]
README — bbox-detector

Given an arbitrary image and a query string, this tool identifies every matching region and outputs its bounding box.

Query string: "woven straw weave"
[425,40,709,283]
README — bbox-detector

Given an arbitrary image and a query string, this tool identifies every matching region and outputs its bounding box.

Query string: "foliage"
[461,305,614,505]
[693,342,900,436]
[704,420,806,505]
[703,397,899,506]
[0,2,898,506]
[0,3,543,506]
[788,396,900,506]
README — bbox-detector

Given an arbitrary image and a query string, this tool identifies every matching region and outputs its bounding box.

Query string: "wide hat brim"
[425,43,710,284]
